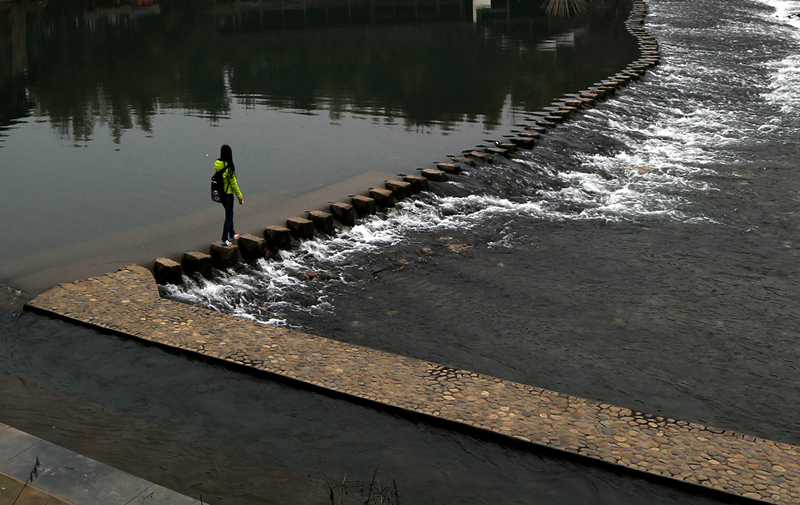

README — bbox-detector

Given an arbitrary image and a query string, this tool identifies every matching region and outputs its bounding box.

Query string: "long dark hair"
[219,144,236,176]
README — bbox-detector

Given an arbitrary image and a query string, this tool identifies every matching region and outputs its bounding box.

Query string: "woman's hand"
[239,198,244,205]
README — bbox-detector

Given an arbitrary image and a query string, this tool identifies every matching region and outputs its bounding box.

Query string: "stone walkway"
[25,265,800,505]
[0,421,201,505]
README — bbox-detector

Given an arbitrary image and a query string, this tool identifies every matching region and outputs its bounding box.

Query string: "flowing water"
[3,0,800,503]
[166,0,800,445]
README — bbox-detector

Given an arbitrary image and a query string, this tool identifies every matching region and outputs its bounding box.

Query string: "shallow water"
[0,0,637,274]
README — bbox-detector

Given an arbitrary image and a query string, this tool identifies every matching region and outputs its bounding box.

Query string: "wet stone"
[286,216,316,239]
[369,188,395,208]
[329,202,356,226]
[264,225,292,250]
[420,169,447,182]
[436,162,461,174]
[402,174,429,193]
[351,195,377,216]
[385,180,412,200]
[181,251,212,279]
[153,258,182,285]
[466,150,493,163]
[307,211,335,235]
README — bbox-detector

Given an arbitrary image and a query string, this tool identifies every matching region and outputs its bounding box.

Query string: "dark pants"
[221,193,236,241]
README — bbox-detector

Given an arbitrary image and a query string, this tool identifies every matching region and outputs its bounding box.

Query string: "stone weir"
[25,265,800,505]
[152,1,661,285]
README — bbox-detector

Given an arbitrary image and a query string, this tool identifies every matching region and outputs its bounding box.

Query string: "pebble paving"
[25,265,800,505]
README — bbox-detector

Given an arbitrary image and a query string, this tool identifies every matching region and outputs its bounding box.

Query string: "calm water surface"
[0,0,636,274]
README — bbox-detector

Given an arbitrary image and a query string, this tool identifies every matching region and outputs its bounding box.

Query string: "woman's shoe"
[221,239,232,247]
[230,234,240,242]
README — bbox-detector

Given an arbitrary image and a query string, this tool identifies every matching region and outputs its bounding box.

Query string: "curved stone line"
[26,264,800,505]
[153,0,661,284]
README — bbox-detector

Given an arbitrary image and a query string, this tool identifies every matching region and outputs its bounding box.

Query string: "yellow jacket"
[214,160,243,200]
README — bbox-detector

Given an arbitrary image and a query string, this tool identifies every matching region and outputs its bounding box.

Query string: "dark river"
[3,0,799,504]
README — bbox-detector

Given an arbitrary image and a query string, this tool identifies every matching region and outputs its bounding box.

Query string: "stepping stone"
[329,202,355,226]
[385,180,412,199]
[524,125,547,134]
[403,174,429,192]
[509,136,535,148]
[308,211,335,235]
[238,234,266,260]
[420,169,447,182]
[286,217,315,239]
[210,241,239,270]
[467,150,493,163]
[153,258,182,285]
[351,195,376,216]
[181,251,212,278]
[369,188,394,207]
[451,156,475,166]
[485,147,508,157]
[264,225,292,250]
[436,162,461,174]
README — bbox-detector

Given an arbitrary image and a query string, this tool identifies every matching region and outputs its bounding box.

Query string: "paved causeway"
[26,265,800,505]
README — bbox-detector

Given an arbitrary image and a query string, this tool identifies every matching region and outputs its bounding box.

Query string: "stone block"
[351,195,376,216]
[467,150,493,163]
[238,233,267,260]
[182,251,213,278]
[153,258,182,285]
[308,210,335,234]
[451,156,475,167]
[385,180,412,199]
[485,147,509,157]
[420,169,447,182]
[286,216,315,239]
[498,142,517,152]
[264,225,292,250]
[524,125,547,133]
[210,241,239,270]
[509,136,535,148]
[369,188,394,208]
[436,162,461,174]
[329,202,355,226]
[403,174,429,192]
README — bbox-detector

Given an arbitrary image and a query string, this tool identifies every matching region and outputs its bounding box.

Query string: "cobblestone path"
[26,265,800,505]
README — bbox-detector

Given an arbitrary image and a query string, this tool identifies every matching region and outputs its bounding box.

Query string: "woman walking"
[215,145,244,246]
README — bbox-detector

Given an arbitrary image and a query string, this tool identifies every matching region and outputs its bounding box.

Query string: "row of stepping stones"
[153,0,660,286]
